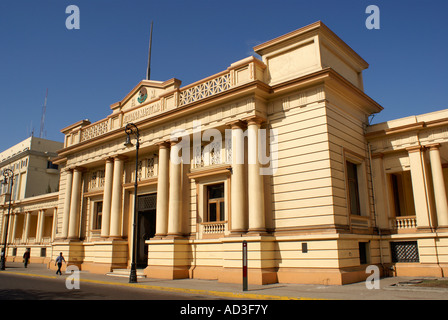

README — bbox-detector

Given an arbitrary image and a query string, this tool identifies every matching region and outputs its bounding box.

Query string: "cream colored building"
[2,21,448,285]
[366,110,448,278]
[0,136,62,263]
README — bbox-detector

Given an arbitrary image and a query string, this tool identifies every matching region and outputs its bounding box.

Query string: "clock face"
[137,87,148,103]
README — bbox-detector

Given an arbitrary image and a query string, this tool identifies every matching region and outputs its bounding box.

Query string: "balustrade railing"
[179,72,232,106]
[80,119,109,142]
[201,221,227,234]
[393,216,417,230]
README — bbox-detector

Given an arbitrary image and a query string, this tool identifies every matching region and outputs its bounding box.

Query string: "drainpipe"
[365,119,385,275]
[367,143,385,271]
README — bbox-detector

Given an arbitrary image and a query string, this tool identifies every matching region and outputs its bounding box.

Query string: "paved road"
[1,262,448,302]
[0,272,230,300]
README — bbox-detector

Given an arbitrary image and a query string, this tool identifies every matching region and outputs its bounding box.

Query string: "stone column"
[428,143,448,227]
[156,142,170,237]
[109,156,124,238]
[229,121,247,233]
[246,116,266,233]
[9,214,16,244]
[167,141,182,237]
[68,167,83,240]
[37,210,45,243]
[35,210,41,243]
[101,158,114,238]
[61,168,73,239]
[51,208,57,241]
[407,146,434,230]
[23,212,31,243]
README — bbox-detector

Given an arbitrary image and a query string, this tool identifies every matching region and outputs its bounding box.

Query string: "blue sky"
[0,0,447,151]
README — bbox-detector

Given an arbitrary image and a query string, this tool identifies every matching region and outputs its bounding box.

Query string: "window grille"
[391,241,419,263]
[138,194,157,211]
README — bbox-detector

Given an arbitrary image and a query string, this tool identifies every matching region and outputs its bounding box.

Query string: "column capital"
[371,152,384,159]
[72,166,86,173]
[242,115,266,126]
[155,141,171,149]
[406,145,424,153]
[170,139,183,147]
[426,143,441,151]
[103,156,115,163]
[226,120,247,129]
[113,155,128,161]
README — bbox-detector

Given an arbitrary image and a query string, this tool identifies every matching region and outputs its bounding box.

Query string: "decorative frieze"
[80,120,109,142]
[179,73,232,106]
[192,139,232,169]
[130,156,158,182]
[85,169,105,191]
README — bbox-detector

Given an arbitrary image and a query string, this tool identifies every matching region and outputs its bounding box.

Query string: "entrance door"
[136,193,157,268]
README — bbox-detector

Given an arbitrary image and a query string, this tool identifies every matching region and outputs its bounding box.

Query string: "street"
[0,272,228,300]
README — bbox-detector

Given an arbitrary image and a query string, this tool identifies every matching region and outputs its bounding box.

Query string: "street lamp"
[124,123,140,283]
[1,169,14,270]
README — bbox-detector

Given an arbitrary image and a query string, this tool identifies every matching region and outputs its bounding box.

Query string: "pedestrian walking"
[23,248,30,268]
[55,252,66,275]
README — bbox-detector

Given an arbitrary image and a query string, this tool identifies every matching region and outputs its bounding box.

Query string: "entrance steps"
[106,268,146,279]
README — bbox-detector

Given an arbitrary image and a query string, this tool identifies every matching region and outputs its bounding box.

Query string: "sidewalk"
[1,262,448,300]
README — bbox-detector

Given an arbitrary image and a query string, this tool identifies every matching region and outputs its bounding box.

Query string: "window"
[92,201,103,230]
[390,174,402,216]
[47,161,58,170]
[359,242,369,265]
[389,172,415,217]
[207,183,225,222]
[346,161,361,215]
[391,241,419,263]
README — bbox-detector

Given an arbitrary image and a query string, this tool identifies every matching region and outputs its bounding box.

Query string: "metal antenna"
[39,88,48,138]
[146,21,153,80]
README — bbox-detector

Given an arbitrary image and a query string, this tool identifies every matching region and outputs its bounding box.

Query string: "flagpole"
[146,21,153,80]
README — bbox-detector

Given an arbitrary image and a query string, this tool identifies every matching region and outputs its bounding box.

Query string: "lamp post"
[1,169,14,270]
[124,123,140,283]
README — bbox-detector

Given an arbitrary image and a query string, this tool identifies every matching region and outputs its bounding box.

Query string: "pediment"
[111,78,182,113]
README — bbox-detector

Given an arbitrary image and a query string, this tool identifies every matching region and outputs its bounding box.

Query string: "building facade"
[366,110,448,278]
[0,136,62,263]
[1,21,448,285]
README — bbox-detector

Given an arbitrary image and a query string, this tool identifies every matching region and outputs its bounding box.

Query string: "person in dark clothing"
[23,249,30,268]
